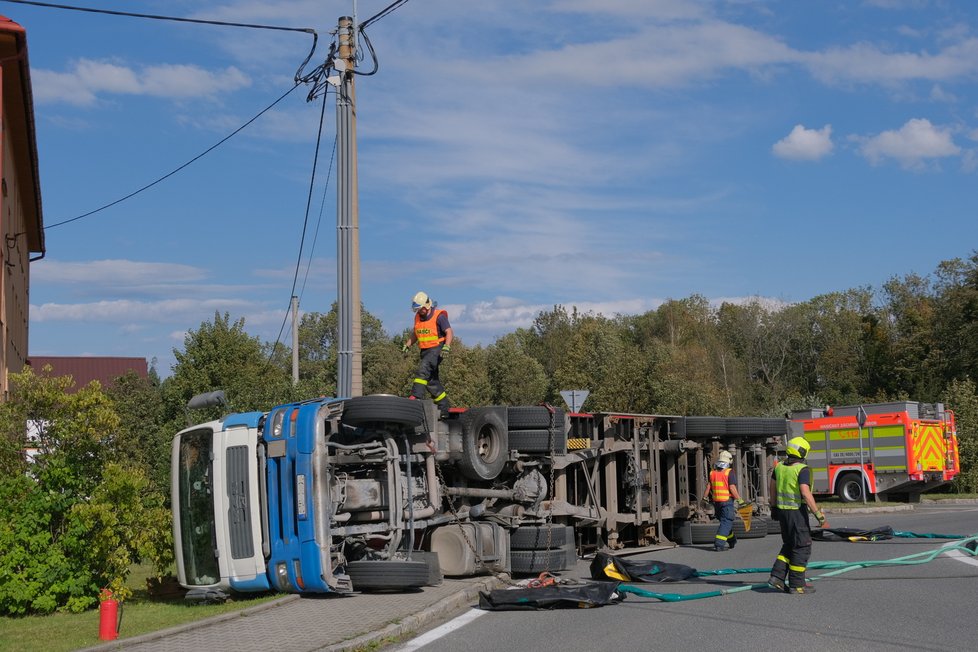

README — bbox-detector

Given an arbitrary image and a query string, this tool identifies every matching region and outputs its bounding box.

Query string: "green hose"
[620,533,978,602]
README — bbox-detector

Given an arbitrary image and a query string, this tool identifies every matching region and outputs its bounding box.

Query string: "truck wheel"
[346,559,435,591]
[688,522,719,545]
[737,516,767,539]
[767,515,782,535]
[458,408,508,481]
[507,406,565,429]
[509,429,566,454]
[836,473,866,503]
[510,544,577,574]
[511,524,575,550]
[341,395,424,428]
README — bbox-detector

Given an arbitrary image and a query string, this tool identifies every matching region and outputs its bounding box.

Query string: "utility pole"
[291,295,299,384]
[335,15,362,398]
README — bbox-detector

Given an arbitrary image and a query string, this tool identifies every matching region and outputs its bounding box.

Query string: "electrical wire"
[264,82,333,369]
[0,0,316,36]
[359,0,412,29]
[44,82,303,229]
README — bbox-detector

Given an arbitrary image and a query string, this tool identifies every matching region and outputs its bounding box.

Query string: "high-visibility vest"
[709,468,732,502]
[775,462,806,510]
[414,309,447,349]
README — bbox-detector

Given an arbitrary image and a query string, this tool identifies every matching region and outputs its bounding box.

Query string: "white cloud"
[32,59,251,106]
[31,259,206,284]
[30,298,255,322]
[858,118,960,168]
[804,38,978,85]
[772,124,834,161]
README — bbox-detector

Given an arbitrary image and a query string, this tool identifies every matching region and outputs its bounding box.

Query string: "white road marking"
[394,608,488,651]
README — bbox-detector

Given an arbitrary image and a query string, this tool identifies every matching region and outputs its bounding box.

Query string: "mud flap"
[478,581,623,610]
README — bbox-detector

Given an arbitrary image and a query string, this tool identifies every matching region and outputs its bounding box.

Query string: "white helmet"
[412,291,432,312]
[716,450,733,468]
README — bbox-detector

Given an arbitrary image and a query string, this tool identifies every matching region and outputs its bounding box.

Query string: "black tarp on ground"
[478,581,624,611]
[589,551,697,583]
[812,526,895,542]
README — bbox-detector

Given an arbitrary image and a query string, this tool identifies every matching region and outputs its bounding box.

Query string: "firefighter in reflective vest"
[703,450,743,551]
[402,291,453,418]
[768,436,828,594]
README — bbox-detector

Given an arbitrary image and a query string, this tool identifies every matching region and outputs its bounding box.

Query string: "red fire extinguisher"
[98,588,121,641]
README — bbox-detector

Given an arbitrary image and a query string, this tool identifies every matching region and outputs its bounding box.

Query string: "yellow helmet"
[786,436,810,459]
[411,291,431,312]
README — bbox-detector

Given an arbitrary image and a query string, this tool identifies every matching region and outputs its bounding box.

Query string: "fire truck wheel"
[511,524,575,550]
[341,395,424,428]
[837,473,866,502]
[458,408,508,481]
[346,559,436,591]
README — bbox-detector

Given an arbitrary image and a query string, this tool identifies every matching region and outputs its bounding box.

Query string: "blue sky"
[10,0,978,377]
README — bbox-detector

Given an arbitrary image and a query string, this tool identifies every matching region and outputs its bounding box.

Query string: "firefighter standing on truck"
[703,450,744,551]
[402,291,453,418]
[768,436,828,594]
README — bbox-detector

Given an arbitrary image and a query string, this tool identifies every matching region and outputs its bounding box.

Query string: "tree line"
[1,251,976,614]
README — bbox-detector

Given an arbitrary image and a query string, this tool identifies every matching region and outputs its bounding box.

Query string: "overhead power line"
[360,0,412,30]
[45,83,302,229]
[0,0,316,35]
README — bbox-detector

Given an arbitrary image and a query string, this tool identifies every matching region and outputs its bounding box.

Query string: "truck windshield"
[176,428,220,586]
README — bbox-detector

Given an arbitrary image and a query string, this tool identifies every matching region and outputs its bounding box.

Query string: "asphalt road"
[390,504,978,652]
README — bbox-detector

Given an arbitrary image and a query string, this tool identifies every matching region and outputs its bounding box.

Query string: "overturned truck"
[170,394,793,597]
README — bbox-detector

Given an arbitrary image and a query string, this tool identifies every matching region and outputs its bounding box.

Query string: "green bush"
[0,369,173,615]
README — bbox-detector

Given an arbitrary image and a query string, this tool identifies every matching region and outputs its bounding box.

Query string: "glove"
[401,343,409,353]
[815,511,826,527]
[735,498,746,507]
[442,345,451,355]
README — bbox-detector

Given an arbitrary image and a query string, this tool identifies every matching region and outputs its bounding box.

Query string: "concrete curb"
[77,594,302,651]
[321,575,506,652]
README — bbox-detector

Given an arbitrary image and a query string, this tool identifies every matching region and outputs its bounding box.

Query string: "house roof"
[0,15,44,254]
[28,356,149,392]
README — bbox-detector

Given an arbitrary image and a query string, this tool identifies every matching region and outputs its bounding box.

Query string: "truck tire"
[509,429,566,454]
[507,406,565,430]
[767,515,782,535]
[684,416,726,436]
[687,518,766,544]
[511,524,575,550]
[836,473,866,503]
[458,408,508,481]
[510,544,577,575]
[341,395,424,428]
[346,559,435,591]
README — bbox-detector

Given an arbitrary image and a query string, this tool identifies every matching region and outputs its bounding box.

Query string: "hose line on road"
[619,533,978,603]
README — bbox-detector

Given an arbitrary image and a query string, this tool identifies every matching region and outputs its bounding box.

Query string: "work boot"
[713,544,727,552]
[786,583,816,594]
[728,536,737,550]
[767,576,786,592]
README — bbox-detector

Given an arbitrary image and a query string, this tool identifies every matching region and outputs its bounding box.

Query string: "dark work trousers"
[410,345,449,411]
[713,501,737,550]
[770,507,813,588]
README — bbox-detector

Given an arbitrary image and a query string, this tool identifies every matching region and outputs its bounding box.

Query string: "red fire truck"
[789,401,960,502]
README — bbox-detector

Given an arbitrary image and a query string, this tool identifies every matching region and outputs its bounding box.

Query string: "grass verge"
[0,565,281,652]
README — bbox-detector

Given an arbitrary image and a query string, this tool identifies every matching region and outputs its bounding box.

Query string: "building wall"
[0,17,45,399]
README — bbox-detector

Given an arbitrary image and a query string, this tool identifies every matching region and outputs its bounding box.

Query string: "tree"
[162,312,293,425]
[0,368,171,615]
[486,333,548,405]
[944,378,978,493]
[107,370,168,491]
